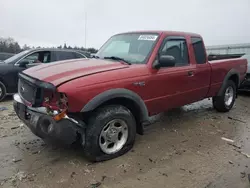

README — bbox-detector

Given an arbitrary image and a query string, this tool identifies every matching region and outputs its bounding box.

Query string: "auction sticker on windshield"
[138,35,158,41]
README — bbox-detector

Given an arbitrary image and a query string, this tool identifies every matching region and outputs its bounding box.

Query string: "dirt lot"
[1,93,250,188]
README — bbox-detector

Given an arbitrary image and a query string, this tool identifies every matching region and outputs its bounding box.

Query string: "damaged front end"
[13,73,86,145]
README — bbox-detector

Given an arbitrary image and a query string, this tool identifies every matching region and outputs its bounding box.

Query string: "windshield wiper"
[104,56,131,65]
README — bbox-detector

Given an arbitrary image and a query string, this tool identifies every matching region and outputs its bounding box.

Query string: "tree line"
[0,37,98,54]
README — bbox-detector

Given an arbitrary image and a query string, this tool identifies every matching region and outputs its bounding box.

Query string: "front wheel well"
[91,97,143,134]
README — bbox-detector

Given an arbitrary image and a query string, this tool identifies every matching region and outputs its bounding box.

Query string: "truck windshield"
[96,33,159,64]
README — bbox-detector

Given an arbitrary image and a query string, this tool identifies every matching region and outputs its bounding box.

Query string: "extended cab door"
[146,36,209,114]
[189,37,211,101]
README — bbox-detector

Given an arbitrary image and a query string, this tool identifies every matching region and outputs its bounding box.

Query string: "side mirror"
[19,61,29,68]
[158,55,175,68]
[153,55,176,69]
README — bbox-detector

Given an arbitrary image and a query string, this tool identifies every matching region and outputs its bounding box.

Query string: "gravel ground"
[1,93,250,188]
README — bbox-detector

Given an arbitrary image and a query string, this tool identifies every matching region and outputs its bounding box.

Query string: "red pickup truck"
[13,31,247,161]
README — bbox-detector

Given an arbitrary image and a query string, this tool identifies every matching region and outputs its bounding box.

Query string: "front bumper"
[13,94,85,145]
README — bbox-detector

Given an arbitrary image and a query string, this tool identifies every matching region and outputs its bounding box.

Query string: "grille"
[18,78,36,105]
[18,73,54,107]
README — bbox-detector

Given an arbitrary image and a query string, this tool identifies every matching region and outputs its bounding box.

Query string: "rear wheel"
[213,80,236,112]
[0,81,6,102]
[83,105,136,162]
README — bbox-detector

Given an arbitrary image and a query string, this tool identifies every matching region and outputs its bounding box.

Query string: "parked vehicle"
[0,52,15,61]
[13,31,247,162]
[0,48,89,101]
[239,54,250,90]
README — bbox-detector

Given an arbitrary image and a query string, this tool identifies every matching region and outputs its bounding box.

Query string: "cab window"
[160,39,189,66]
[191,37,206,64]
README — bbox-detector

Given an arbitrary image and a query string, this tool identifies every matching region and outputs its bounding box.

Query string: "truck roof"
[118,30,202,38]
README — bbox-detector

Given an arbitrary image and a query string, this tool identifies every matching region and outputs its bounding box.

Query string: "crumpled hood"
[23,58,129,86]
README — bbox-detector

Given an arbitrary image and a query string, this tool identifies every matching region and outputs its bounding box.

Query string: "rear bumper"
[13,94,85,145]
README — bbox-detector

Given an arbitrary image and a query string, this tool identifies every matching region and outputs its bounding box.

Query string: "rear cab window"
[191,37,207,64]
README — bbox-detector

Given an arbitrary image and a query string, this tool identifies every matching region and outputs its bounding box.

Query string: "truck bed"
[208,58,247,97]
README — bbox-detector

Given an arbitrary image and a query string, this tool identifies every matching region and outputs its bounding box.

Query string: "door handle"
[187,71,194,77]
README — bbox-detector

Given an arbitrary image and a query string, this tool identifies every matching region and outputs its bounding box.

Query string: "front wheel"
[83,105,136,162]
[213,80,236,112]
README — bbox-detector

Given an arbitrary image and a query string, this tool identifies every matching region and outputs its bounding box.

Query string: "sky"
[0,0,250,49]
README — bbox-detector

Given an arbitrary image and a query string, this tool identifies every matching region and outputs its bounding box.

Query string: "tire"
[213,80,236,112]
[0,81,6,102]
[83,105,136,162]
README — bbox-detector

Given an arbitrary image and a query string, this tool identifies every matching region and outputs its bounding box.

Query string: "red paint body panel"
[207,58,247,97]
[23,58,129,86]
[22,31,248,116]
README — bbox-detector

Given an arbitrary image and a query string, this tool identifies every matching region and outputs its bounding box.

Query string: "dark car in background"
[0,48,90,101]
[0,52,15,61]
[239,54,250,90]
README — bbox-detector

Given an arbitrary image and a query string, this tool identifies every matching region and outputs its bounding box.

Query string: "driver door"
[146,37,197,114]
